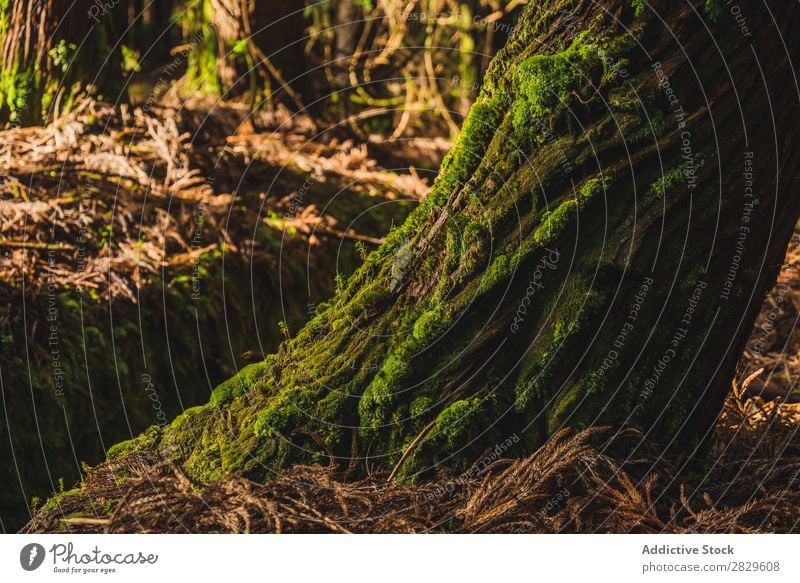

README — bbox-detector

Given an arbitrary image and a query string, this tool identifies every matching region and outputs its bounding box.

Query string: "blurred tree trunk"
[332,0,359,87]
[185,0,307,108]
[115,0,800,483]
[0,0,120,124]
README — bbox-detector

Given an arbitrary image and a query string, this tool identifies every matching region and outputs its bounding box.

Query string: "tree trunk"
[118,0,800,483]
[331,0,359,88]
[0,0,118,124]
[185,0,307,108]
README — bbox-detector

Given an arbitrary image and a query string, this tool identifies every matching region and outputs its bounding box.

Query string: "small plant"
[120,45,141,73]
[277,320,289,339]
[48,40,78,74]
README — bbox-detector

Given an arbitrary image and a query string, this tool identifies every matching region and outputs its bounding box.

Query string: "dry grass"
[23,397,799,533]
[0,98,431,301]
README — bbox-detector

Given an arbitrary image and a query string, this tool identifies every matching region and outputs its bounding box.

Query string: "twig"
[59,517,110,526]
[0,240,73,250]
[387,419,437,482]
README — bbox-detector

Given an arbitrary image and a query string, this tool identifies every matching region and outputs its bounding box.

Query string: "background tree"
[182,0,307,109]
[0,0,125,124]
[303,0,523,136]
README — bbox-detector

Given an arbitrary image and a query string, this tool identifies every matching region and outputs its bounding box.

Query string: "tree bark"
[185,0,307,108]
[0,0,118,124]
[331,0,359,88]
[118,0,800,483]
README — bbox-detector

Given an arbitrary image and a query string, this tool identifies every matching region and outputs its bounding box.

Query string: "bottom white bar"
[0,534,796,582]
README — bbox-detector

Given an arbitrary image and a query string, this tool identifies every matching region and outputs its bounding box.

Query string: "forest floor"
[0,97,436,301]
[19,143,800,533]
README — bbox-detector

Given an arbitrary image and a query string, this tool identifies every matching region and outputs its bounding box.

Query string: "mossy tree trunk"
[119,0,800,483]
[0,0,120,124]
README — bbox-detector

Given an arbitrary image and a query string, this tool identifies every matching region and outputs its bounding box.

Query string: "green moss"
[0,29,90,123]
[435,399,480,444]
[431,96,505,205]
[579,174,611,200]
[0,0,8,37]
[608,85,640,111]
[210,358,272,405]
[255,386,313,436]
[534,199,578,245]
[552,318,579,344]
[185,0,222,95]
[704,0,722,21]
[41,487,83,514]
[647,158,705,199]
[0,65,32,120]
[358,354,410,430]
[315,389,350,446]
[479,254,511,294]
[409,396,433,418]
[254,390,297,437]
[648,166,683,199]
[515,275,602,412]
[513,51,579,127]
[413,308,444,342]
[511,31,626,134]
[629,109,669,143]
[107,425,162,460]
